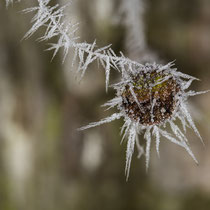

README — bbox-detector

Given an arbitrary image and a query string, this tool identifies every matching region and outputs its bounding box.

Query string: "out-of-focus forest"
[0,0,210,209]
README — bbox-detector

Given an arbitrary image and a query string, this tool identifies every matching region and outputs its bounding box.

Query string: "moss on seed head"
[121,70,180,125]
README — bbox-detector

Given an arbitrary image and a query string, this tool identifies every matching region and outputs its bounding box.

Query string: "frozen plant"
[5,0,209,179]
[79,62,209,179]
[20,0,145,91]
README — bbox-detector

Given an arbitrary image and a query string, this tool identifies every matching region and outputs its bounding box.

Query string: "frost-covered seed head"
[79,62,209,179]
[121,70,180,125]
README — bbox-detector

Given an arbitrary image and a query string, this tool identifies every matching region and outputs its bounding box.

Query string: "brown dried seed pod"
[121,71,180,125]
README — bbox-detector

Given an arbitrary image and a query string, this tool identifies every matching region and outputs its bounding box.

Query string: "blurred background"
[0,0,210,209]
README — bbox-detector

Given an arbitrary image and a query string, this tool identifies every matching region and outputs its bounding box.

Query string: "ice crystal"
[80,62,209,179]
[21,0,145,91]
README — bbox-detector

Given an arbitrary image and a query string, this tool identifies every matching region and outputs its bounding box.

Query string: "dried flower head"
[121,69,180,125]
[80,62,208,179]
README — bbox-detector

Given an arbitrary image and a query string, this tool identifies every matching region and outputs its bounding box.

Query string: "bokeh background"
[0,0,210,209]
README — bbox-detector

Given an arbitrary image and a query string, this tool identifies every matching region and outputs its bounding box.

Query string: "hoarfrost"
[79,113,123,131]
[125,124,137,180]
[80,62,207,178]
[20,0,145,90]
